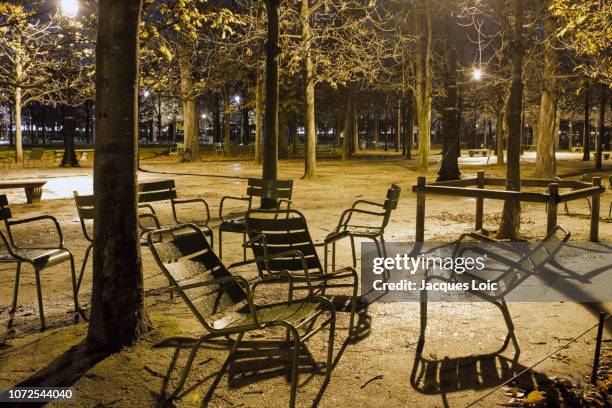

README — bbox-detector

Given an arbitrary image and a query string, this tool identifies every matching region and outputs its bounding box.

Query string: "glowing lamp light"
[472,68,482,81]
[233,95,241,104]
[61,0,79,18]
[143,90,150,98]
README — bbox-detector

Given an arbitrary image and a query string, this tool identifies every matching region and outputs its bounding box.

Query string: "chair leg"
[326,312,336,382]
[202,332,244,404]
[331,241,336,272]
[348,277,358,336]
[34,269,45,330]
[219,229,223,259]
[68,254,80,314]
[8,262,22,327]
[77,244,92,298]
[497,298,520,354]
[208,228,214,250]
[349,235,356,268]
[288,326,301,408]
[242,233,246,261]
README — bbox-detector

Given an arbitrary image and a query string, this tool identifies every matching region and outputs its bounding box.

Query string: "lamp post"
[60,0,80,167]
[471,67,483,149]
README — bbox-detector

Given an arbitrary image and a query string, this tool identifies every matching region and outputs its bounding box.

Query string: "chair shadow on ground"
[152,302,373,408]
[409,340,566,408]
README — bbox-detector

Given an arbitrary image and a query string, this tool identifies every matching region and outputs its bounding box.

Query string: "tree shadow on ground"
[0,339,114,408]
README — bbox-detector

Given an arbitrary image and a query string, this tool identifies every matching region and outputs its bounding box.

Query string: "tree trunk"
[14,87,23,164]
[396,98,401,152]
[178,42,200,162]
[583,83,590,161]
[41,105,47,144]
[437,15,461,182]
[289,111,298,155]
[84,102,91,144]
[255,67,264,164]
[263,0,280,196]
[384,120,388,151]
[495,93,505,165]
[414,1,433,172]
[61,105,80,167]
[405,94,414,159]
[342,91,355,160]
[88,0,150,350]
[279,110,289,159]
[373,116,379,150]
[241,106,249,145]
[497,0,524,240]
[301,0,316,179]
[595,84,606,170]
[223,92,231,155]
[8,103,14,147]
[535,4,557,178]
[213,94,221,144]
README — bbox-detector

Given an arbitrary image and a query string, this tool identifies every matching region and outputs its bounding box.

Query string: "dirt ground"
[0,150,611,407]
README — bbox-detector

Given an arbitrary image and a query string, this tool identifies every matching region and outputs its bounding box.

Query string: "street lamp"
[60,0,79,18]
[471,68,482,81]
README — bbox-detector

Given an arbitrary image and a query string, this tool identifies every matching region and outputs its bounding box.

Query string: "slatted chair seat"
[0,194,79,330]
[147,224,336,407]
[218,178,293,260]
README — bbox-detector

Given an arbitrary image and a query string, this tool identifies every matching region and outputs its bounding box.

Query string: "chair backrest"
[28,148,44,160]
[138,180,177,204]
[381,184,401,226]
[246,178,293,202]
[73,191,94,242]
[499,225,571,296]
[147,224,247,332]
[245,209,323,276]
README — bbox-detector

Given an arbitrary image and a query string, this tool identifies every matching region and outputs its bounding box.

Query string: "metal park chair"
[245,209,359,335]
[419,225,571,354]
[0,194,79,330]
[138,180,213,245]
[73,191,170,298]
[218,178,293,260]
[147,224,335,407]
[24,148,45,167]
[331,184,401,269]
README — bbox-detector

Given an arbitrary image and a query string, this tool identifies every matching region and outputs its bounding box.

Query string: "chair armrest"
[335,207,386,232]
[277,199,292,210]
[351,199,384,209]
[8,215,64,248]
[219,196,251,222]
[138,213,161,234]
[172,198,211,226]
[451,232,523,259]
[138,203,156,215]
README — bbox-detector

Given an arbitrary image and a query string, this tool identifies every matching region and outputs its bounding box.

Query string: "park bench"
[168,144,185,156]
[53,149,95,161]
[24,148,45,167]
[468,148,490,157]
[592,152,611,160]
[0,194,79,330]
[245,208,359,335]
[138,179,213,243]
[569,146,583,153]
[522,144,536,152]
[419,225,571,354]
[147,224,335,407]
[0,179,47,203]
[213,142,223,157]
[218,178,293,260]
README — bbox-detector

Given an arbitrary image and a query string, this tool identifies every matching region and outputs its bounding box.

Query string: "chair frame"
[147,224,335,407]
[245,208,360,335]
[419,225,571,355]
[332,184,401,270]
[218,178,293,260]
[0,194,79,330]
[138,180,213,244]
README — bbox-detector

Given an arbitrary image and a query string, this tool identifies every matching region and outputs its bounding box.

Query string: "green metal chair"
[331,184,401,269]
[147,223,335,407]
[0,194,79,330]
[138,180,213,245]
[245,209,359,335]
[218,178,293,260]
[419,225,571,355]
